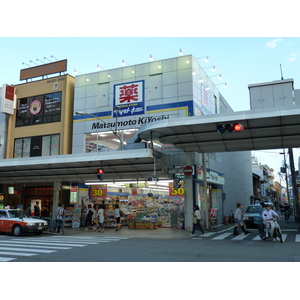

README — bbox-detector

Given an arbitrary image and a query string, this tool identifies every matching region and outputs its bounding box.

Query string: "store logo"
[30,100,42,115]
[114,80,145,117]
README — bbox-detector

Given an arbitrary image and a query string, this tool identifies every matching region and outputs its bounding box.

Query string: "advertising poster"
[0,194,4,209]
[70,186,78,204]
[89,184,107,200]
[30,199,42,216]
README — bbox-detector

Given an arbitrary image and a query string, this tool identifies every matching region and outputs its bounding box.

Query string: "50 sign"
[90,185,107,199]
[169,183,185,197]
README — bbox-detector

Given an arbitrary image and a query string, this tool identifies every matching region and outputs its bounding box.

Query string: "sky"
[1,3,300,182]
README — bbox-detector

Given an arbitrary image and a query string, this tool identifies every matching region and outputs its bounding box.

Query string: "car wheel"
[12,225,22,236]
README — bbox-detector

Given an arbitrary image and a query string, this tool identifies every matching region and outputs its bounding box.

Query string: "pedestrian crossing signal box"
[97,168,104,180]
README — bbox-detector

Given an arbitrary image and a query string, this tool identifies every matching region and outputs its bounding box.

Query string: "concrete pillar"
[52,181,61,218]
[184,152,194,232]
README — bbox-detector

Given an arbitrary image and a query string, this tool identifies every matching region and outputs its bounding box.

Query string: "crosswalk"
[192,229,299,242]
[0,235,130,262]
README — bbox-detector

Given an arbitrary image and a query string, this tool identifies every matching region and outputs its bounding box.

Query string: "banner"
[90,184,107,199]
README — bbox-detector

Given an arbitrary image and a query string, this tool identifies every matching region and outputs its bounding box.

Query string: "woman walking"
[114,204,122,231]
[97,204,105,233]
[233,203,250,235]
[191,205,205,236]
[85,204,94,232]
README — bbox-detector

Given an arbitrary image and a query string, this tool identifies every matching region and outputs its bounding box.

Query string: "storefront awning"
[0,149,170,184]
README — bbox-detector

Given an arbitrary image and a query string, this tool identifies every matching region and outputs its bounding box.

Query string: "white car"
[0,209,48,236]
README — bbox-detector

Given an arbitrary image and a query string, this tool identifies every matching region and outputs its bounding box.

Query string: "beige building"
[2,71,74,215]
[6,74,74,159]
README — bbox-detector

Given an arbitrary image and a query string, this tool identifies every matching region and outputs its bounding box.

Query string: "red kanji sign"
[119,83,139,103]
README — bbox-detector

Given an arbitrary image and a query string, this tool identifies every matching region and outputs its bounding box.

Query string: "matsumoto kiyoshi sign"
[114,80,145,117]
[91,114,170,130]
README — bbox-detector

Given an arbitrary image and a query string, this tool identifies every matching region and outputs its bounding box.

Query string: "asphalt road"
[1,218,299,262]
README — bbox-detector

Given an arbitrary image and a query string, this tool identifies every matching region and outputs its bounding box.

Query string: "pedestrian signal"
[217,123,244,133]
[97,168,104,180]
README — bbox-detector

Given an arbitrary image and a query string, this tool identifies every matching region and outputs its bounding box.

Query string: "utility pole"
[288,148,300,222]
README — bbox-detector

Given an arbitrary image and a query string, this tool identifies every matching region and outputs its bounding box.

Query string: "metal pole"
[202,152,209,230]
[288,148,300,222]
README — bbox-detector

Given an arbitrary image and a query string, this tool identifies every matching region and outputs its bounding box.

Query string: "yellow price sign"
[169,183,185,197]
[89,185,107,199]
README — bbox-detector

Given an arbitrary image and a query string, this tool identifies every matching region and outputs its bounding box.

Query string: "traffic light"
[96,168,104,180]
[217,123,244,133]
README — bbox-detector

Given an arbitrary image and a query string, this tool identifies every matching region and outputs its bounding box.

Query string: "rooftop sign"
[20,59,67,81]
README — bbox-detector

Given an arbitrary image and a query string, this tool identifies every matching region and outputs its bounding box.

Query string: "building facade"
[72,55,253,224]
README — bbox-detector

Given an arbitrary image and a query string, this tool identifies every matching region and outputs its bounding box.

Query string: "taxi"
[0,209,48,236]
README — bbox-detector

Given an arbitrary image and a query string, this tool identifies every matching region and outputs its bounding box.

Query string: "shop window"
[16,92,62,127]
[14,134,60,158]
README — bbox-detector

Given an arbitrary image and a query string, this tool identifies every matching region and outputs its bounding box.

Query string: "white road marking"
[232,233,251,240]
[0,247,55,253]
[0,251,37,257]
[212,232,232,240]
[0,257,16,262]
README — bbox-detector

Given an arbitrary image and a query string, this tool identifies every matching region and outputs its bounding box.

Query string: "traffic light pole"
[288,148,300,222]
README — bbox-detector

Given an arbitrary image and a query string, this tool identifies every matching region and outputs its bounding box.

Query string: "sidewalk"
[44,216,299,239]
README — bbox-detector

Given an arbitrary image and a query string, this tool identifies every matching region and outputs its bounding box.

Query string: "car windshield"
[246,206,261,213]
[7,210,28,218]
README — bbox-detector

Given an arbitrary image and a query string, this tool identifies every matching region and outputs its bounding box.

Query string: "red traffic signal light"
[217,123,244,133]
[97,168,104,180]
[233,123,244,132]
[97,168,104,174]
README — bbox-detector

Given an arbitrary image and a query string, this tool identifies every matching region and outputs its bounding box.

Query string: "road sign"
[183,165,193,176]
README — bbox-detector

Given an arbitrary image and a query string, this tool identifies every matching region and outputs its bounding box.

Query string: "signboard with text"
[114,80,145,117]
[169,182,185,197]
[70,186,78,204]
[1,84,15,115]
[89,185,108,199]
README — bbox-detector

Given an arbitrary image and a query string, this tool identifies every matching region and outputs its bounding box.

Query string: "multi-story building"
[0,54,253,228]
[0,61,75,214]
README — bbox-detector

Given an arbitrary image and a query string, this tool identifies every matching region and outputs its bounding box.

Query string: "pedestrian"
[92,204,99,231]
[114,204,122,231]
[55,203,64,233]
[85,204,94,231]
[25,205,31,217]
[34,201,41,218]
[97,204,105,233]
[233,203,250,235]
[190,205,205,236]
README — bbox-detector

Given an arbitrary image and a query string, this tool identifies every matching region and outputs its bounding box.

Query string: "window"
[14,134,60,158]
[16,92,62,127]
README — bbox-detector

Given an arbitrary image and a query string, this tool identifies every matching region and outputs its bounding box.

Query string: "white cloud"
[286,53,297,63]
[266,38,284,48]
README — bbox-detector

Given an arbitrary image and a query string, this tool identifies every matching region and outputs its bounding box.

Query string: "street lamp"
[75,110,124,149]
